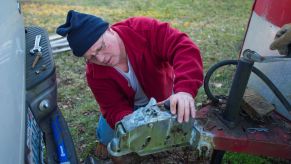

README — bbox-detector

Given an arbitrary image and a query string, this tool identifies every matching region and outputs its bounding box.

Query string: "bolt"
[39,99,50,111]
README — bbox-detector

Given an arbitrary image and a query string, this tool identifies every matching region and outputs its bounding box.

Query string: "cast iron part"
[107,98,201,157]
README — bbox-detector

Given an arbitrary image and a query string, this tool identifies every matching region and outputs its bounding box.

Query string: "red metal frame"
[196,105,291,159]
[199,0,291,160]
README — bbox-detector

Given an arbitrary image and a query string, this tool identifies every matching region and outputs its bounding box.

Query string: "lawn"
[22,0,276,163]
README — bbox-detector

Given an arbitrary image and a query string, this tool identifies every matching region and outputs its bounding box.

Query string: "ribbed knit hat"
[56,10,109,57]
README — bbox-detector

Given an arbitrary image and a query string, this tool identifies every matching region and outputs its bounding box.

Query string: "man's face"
[84,29,123,67]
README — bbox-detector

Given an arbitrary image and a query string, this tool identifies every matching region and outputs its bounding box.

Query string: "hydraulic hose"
[204,60,237,103]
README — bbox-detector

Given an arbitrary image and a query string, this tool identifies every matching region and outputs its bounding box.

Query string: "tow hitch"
[107,49,291,161]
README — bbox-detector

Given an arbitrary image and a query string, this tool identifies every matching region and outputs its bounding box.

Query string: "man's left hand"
[161,92,196,123]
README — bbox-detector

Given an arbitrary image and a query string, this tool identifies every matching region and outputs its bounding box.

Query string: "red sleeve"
[149,18,203,97]
[86,68,133,128]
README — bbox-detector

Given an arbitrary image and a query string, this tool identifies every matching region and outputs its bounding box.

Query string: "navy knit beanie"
[56,10,109,57]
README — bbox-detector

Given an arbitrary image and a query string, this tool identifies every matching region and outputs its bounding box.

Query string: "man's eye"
[96,46,102,52]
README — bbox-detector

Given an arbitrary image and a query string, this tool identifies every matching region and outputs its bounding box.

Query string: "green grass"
[20,0,280,163]
[223,152,272,164]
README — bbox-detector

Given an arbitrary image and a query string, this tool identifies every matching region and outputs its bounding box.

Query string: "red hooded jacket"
[86,17,203,128]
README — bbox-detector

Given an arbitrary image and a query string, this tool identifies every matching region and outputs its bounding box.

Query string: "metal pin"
[247,127,269,133]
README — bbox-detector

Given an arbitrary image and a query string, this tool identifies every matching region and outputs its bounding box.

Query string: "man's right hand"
[159,92,196,123]
[270,23,291,55]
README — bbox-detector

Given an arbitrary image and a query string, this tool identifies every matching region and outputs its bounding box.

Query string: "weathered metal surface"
[199,105,291,160]
[107,98,201,157]
[107,97,291,160]
[49,34,70,54]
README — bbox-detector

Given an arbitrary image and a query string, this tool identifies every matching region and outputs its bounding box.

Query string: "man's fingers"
[156,100,165,105]
[270,33,289,50]
[190,99,196,118]
[270,24,291,51]
[278,47,288,55]
[184,99,190,122]
[270,40,279,50]
[170,97,178,115]
[168,92,196,123]
[177,99,185,123]
[275,29,287,38]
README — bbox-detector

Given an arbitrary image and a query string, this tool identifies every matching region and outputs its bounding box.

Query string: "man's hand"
[160,92,196,123]
[270,23,291,55]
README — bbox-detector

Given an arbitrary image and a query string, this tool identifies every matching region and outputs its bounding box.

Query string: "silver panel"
[0,0,26,163]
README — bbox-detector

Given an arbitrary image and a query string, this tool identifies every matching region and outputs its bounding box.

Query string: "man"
[56,10,203,160]
[270,23,291,55]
